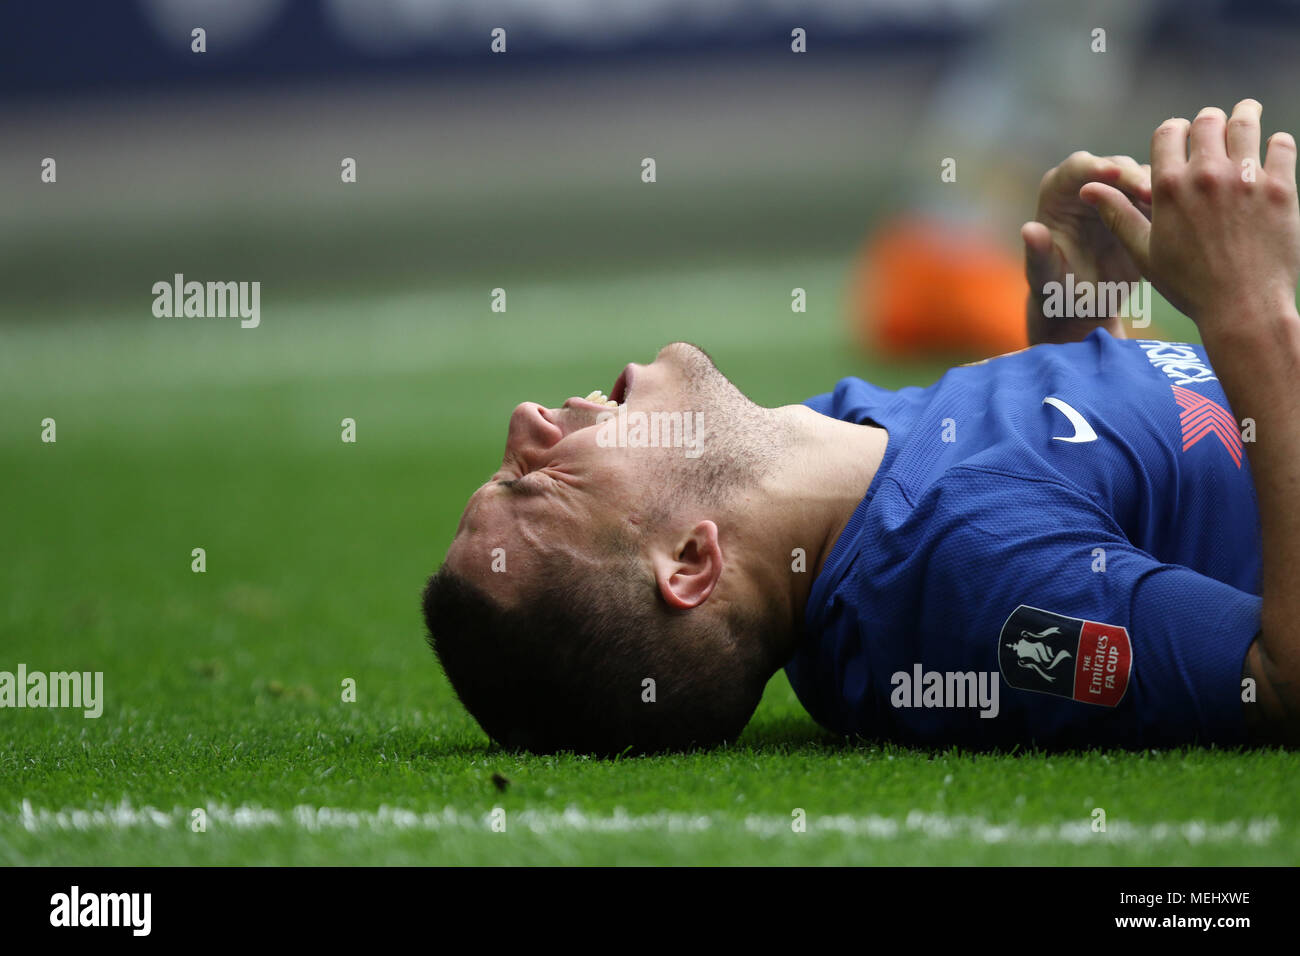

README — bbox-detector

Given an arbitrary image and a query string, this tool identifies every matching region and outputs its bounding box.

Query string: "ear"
[652,520,723,610]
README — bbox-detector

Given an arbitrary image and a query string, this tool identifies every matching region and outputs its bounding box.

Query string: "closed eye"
[492,474,546,496]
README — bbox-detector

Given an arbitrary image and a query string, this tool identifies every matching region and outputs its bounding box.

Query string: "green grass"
[1,257,1294,865]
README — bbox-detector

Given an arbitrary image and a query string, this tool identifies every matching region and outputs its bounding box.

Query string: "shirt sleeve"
[910,465,1260,747]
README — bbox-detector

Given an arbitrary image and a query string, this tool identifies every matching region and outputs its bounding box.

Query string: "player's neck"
[794,406,887,575]
[735,405,887,657]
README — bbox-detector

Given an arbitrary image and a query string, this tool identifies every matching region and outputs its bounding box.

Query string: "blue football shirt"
[789,328,1261,748]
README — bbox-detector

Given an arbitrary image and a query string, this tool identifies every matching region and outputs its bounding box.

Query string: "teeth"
[584,389,619,408]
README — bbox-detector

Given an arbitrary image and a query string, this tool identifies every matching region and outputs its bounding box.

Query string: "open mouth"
[578,365,633,408]
[610,365,631,404]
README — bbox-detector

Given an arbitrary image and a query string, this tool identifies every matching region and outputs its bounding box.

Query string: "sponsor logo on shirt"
[997,605,1132,707]
[1172,384,1244,468]
[1135,340,1217,387]
[1136,340,1242,468]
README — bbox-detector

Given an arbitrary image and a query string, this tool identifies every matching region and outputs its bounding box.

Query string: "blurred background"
[7,2,1300,333]
[4,1,1300,833]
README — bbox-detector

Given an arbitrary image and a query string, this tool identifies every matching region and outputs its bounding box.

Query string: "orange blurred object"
[851,217,1029,359]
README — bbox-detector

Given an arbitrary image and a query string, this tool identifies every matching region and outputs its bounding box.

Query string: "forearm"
[1199,305,1300,732]
[1077,100,1300,738]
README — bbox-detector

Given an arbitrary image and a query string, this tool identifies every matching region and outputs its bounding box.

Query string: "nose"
[504,402,563,471]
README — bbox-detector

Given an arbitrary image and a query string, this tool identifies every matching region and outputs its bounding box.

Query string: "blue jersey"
[789,329,1261,748]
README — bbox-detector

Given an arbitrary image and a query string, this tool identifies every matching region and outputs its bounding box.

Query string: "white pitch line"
[3,801,1281,846]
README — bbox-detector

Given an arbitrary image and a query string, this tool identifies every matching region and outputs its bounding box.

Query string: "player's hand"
[1023,151,1152,322]
[1081,100,1300,329]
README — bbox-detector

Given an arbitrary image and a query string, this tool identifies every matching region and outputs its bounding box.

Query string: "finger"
[1058,153,1149,203]
[1021,221,1064,290]
[1151,118,1190,180]
[1055,150,1105,186]
[1105,154,1142,172]
[1079,182,1152,273]
[1134,164,1153,215]
[1226,98,1262,165]
[1189,106,1228,163]
[1104,155,1152,202]
[1265,131,1297,183]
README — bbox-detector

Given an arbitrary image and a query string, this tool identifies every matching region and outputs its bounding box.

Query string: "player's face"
[444,342,744,602]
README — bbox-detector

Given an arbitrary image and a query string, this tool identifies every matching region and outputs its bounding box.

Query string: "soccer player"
[423,99,1300,754]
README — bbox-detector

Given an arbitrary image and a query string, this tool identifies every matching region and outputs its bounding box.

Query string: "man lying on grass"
[424,99,1299,754]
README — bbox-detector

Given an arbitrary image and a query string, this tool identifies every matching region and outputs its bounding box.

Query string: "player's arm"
[1023,152,1153,346]
[1083,100,1300,743]
[925,468,1261,746]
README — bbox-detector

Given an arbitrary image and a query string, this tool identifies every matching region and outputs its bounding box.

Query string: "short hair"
[421,559,778,756]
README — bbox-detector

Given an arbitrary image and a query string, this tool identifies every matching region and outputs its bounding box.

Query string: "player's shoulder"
[916,463,1116,544]
[905,466,1126,619]
[804,375,912,425]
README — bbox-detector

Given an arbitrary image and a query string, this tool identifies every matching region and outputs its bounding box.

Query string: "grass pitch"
[2,257,1296,865]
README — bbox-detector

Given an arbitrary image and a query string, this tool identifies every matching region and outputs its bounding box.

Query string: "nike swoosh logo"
[1042,396,1098,443]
